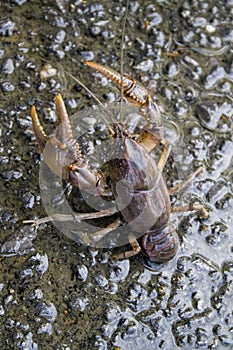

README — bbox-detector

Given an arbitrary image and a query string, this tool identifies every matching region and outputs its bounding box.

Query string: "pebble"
[206,24,216,33]
[2,58,14,74]
[35,301,57,322]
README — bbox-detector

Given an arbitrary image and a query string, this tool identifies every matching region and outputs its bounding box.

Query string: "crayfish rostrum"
[24,62,208,263]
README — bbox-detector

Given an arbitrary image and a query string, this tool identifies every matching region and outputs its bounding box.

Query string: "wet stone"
[35,301,57,322]
[69,297,89,311]
[204,66,226,89]
[206,24,216,33]
[54,48,65,59]
[89,3,104,13]
[0,228,36,257]
[196,101,233,132]
[80,50,95,61]
[164,62,179,77]
[28,253,49,276]
[16,117,32,128]
[19,268,33,279]
[1,58,14,74]
[0,18,15,36]
[65,98,78,109]
[0,305,4,316]
[25,61,37,70]
[37,323,53,335]
[37,82,47,91]
[153,29,166,47]
[54,29,66,44]
[17,332,38,350]
[109,260,130,283]
[19,80,31,89]
[11,0,27,5]
[76,264,88,281]
[1,81,15,92]
[40,65,57,80]
[94,273,108,288]
[89,25,101,36]
[1,170,23,181]
[28,289,44,301]
[134,59,154,72]
[22,191,35,209]
[0,210,17,224]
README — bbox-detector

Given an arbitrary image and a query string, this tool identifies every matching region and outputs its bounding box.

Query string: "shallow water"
[0,0,232,349]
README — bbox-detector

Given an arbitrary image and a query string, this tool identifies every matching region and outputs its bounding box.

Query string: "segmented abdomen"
[141,223,179,263]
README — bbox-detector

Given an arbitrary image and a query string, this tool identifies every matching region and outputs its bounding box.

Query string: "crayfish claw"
[55,94,74,145]
[86,61,164,151]
[31,105,49,153]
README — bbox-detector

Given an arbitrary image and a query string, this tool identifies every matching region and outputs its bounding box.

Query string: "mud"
[0,0,232,349]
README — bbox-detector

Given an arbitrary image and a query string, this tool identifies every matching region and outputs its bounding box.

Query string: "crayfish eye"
[106,176,112,186]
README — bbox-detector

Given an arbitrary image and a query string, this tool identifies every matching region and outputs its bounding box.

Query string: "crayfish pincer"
[24,62,208,263]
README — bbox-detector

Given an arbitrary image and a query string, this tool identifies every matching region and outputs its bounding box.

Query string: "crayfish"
[24,62,208,263]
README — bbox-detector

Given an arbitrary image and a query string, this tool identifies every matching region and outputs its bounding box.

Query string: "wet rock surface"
[0,0,232,349]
